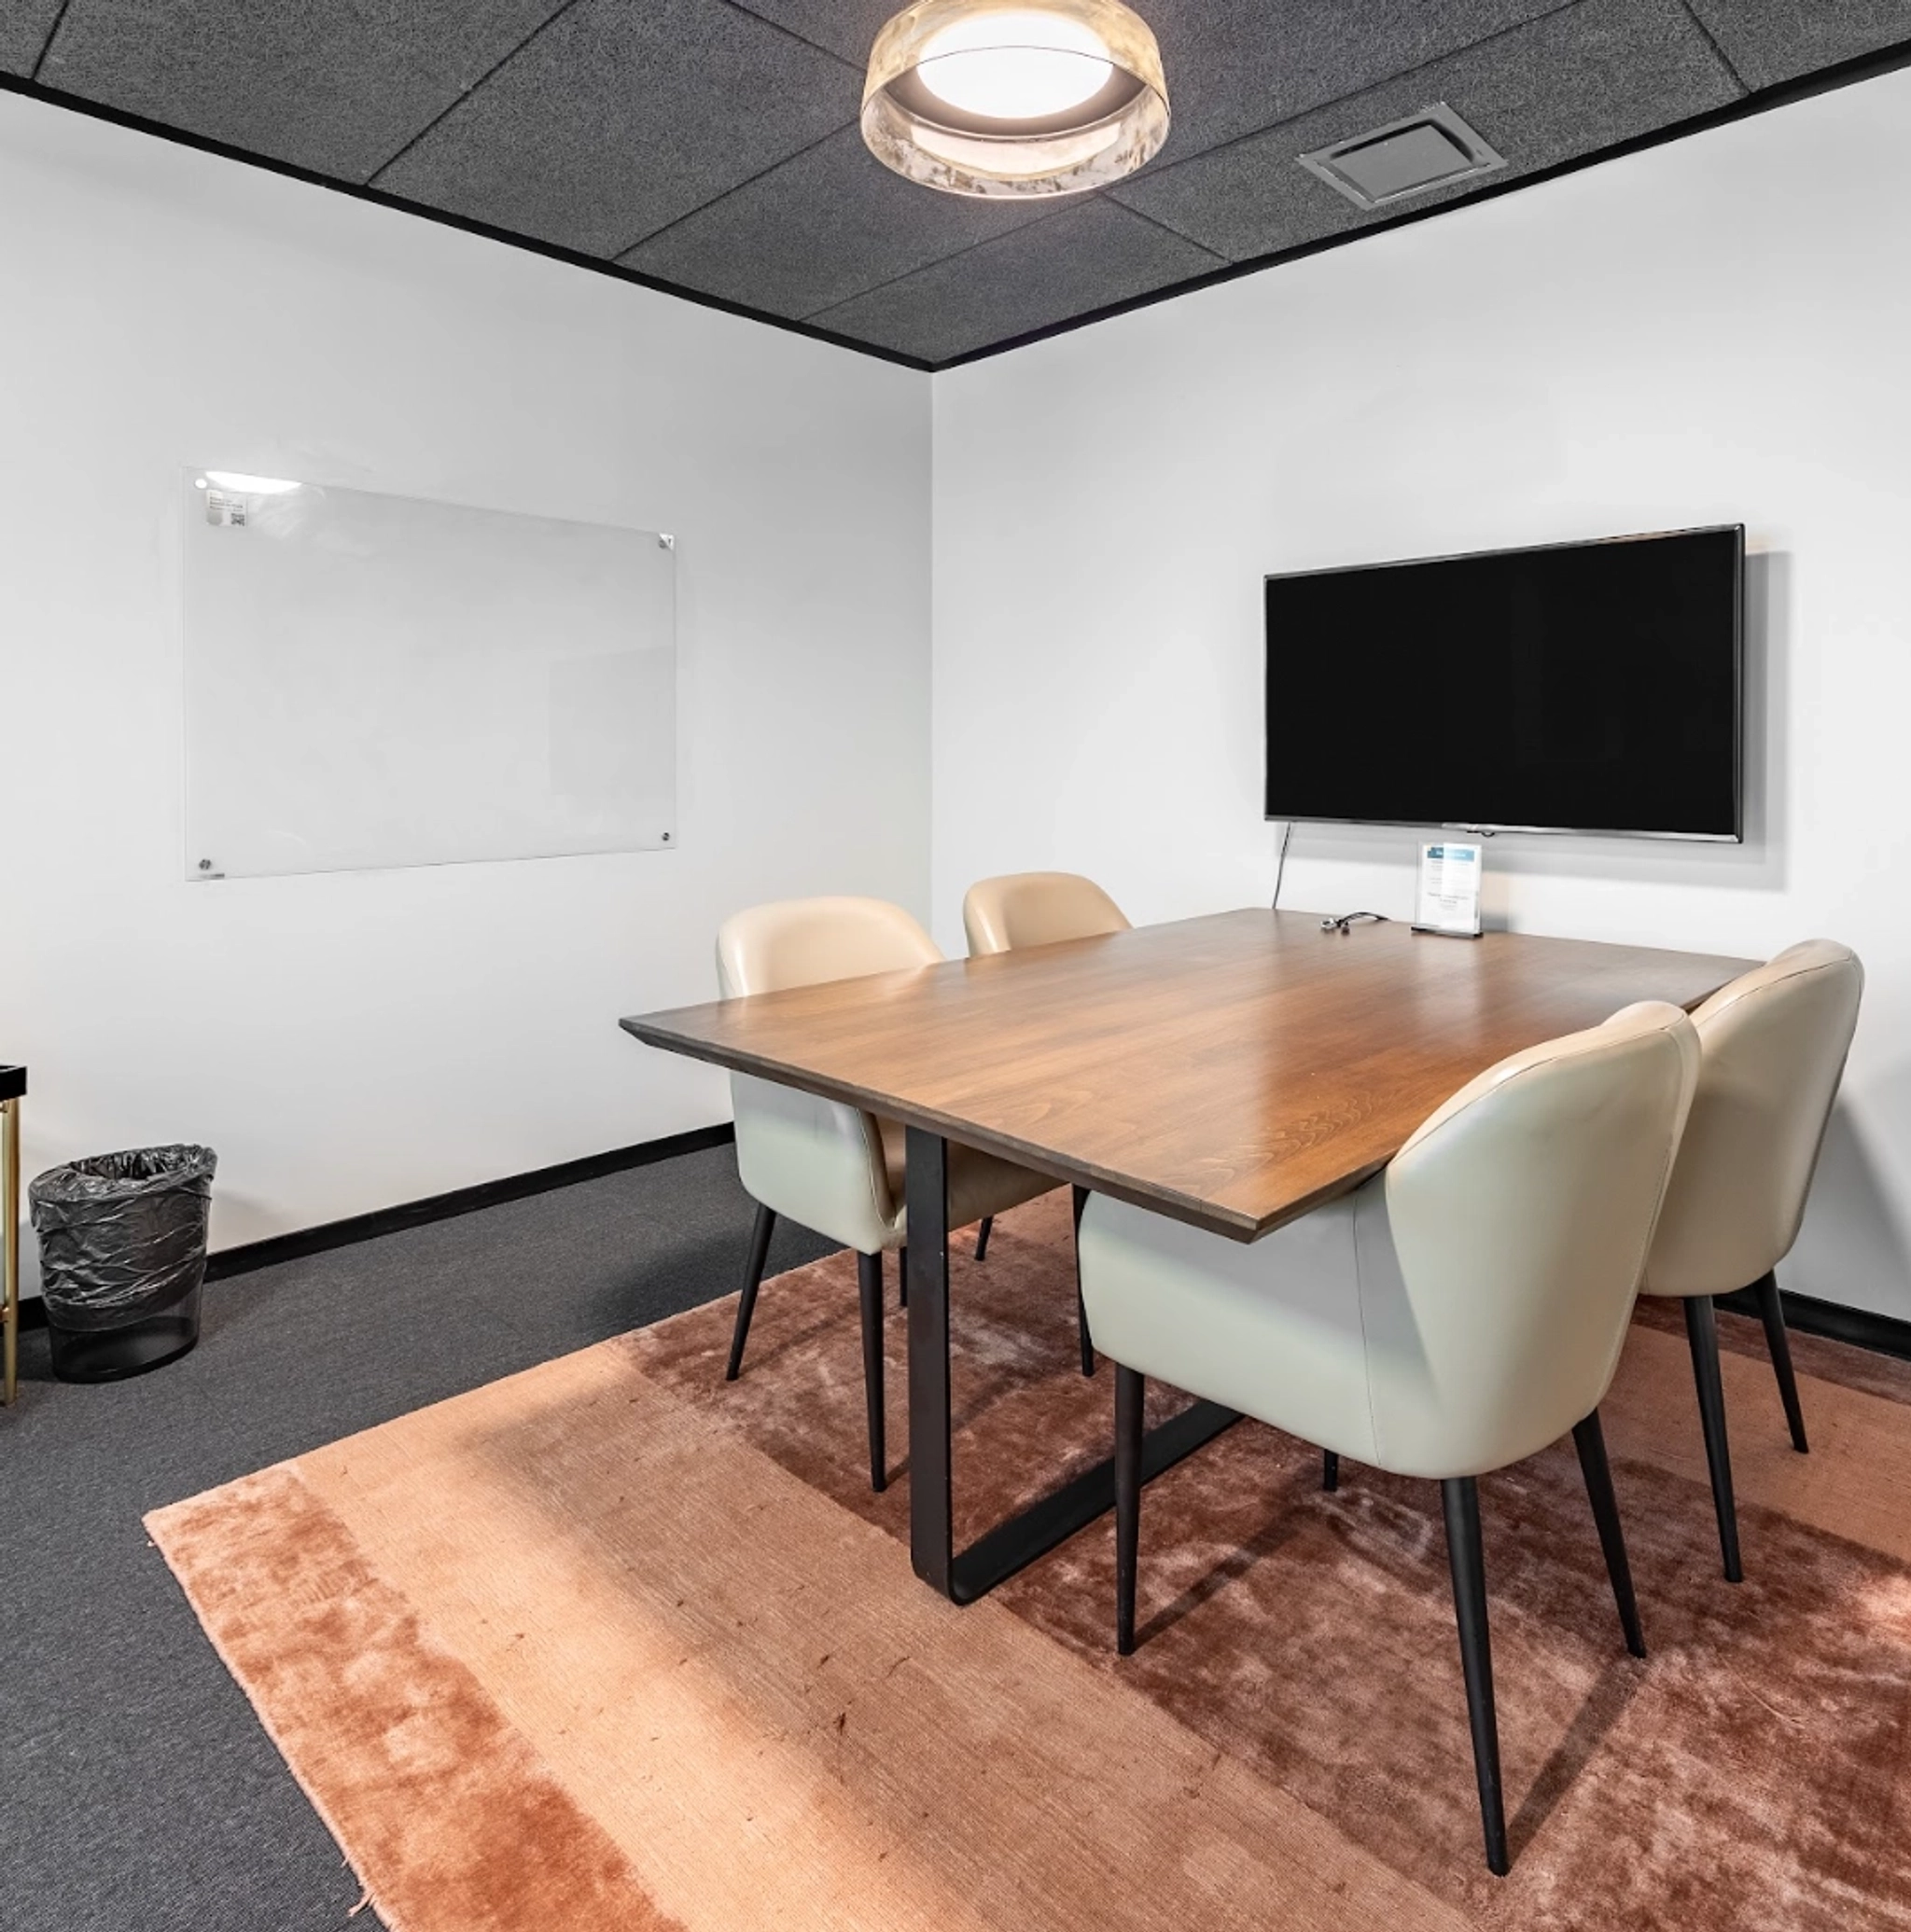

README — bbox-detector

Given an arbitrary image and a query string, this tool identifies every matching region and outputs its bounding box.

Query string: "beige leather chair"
[1640,939,1863,1581]
[1078,1001,1701,1875]
[718,897,1055,1491]
[961,870,1131,1369]
[962,870,1132,958]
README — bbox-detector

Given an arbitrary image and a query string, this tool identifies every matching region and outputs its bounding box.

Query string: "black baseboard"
[202,1123,736,1283]
[15,1125,734,1323]
[17,1146,1911,1372]
[1716,1282,1911,1365]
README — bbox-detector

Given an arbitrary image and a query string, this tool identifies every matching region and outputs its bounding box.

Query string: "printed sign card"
[1414,841,1484,938]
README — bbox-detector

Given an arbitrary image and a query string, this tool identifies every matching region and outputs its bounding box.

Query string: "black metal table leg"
[1114,1364,1144,1655]
[905,1126,1240,1605]
[906,1129,954,1594]
[1072,1184,1095,1377]
[858,1250,887,1494]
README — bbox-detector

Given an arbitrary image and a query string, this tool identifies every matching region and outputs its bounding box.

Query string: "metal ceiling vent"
[1298,103,1506,210]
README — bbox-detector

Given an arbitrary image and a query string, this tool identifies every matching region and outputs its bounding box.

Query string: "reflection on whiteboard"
[182,469,676,880]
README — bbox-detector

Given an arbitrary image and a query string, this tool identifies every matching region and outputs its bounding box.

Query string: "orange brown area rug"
[147,1190,1911,1931]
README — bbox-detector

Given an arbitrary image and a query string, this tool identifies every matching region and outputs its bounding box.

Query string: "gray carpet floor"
[0,1142,831,1932]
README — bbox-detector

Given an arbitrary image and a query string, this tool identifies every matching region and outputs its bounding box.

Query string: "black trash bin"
[29,1145,217,1382]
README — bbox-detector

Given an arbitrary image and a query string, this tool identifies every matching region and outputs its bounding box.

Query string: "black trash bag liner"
[29,1146,217,1332]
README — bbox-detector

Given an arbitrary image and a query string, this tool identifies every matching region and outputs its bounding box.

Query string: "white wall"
[0,93,931,1276]
[13,65,1911,1324]
[933,66,1911,1320]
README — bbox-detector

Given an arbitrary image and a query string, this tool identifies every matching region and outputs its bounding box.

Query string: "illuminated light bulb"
[862,0,1167,199]
[917,10,1112,120]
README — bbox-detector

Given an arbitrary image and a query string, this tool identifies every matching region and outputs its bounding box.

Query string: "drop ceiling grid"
[607,0,1601,331]
[808,0,1747,361]
[28,0,587,180]
[1109,0,1746,266]
[4,0,1910,364]
[0,0,64,77]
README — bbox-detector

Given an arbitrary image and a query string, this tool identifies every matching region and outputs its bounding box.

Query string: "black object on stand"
[1,1063,22,1406]
[29,1146,217,1382]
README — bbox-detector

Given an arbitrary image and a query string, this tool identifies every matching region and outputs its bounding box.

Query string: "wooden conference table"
[622,910,1750,1605]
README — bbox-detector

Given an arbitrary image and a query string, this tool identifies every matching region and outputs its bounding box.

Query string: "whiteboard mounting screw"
[657,534,676,551]
[662,832,672,842]
[198,858,213,871]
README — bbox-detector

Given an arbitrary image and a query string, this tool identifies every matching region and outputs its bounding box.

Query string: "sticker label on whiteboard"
[205,491,247,527]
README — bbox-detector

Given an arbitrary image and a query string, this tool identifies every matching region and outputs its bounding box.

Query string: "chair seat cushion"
[1080,1174,1628,1480]
[1081,1000,1698,1483]
[1079,1186,1384,1467]
[875,1118,1057,1234]
[732,1069,1056,1256]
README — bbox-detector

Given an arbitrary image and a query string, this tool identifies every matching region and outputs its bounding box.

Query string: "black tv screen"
[1263,526,1744,841]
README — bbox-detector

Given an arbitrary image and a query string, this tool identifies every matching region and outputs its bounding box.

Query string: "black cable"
[1273,826,1389,930]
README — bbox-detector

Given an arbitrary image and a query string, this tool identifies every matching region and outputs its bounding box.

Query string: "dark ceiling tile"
[1111,0,1743,261]
[18,0,1892,361]
[724,0,894,66]
[810,194,1222,363]
[376,0,861,257]
[619,125,1044,319]
[701,2,1580,160]
[32,0,572,179]
[1683,0,1911,91]
[0,0,63,75]
[1137,0,1576,163]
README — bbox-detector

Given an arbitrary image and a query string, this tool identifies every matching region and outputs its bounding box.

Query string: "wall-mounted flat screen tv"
[1263,525,1744,841]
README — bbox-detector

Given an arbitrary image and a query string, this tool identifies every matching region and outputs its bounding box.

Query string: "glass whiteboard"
[181,469,676,880]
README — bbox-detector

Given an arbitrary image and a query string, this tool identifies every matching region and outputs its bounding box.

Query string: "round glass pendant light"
[862,0,1169,199]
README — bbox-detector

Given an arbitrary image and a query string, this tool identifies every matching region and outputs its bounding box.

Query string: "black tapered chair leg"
[1072,1185,1095,1377]
[1684,1294,1743,1583]
[974,1216,993,1263]
[1751,1271,1809,1453]
[1442,1476,1509,1877]
[724,1204,776,1382]
[858,1249,886,1494]
[1322,1450,1340,1493]
[1114,1364,1144,1656]
[898,1244,907,1308]
[1572,1410,1646,1658]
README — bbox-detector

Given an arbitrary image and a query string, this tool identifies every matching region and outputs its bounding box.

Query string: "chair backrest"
[1643,940,1863,1299]
[717,896,941,997]
[715,897,940,1255]
[962,871,1131,957]
[1361,1001,1701,1477]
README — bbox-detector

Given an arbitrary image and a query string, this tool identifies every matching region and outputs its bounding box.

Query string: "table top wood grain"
[621,910,1751,1242]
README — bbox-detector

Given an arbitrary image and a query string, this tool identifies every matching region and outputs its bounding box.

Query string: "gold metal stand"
[2,1091,19,1407]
